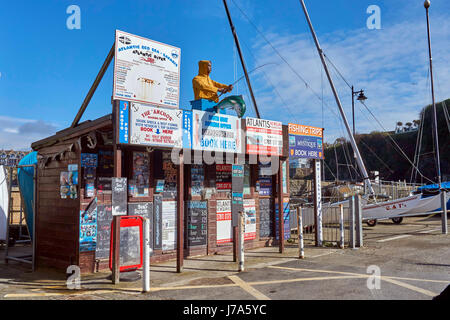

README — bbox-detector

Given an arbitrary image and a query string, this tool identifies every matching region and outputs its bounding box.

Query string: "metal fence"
[289,203,351,248]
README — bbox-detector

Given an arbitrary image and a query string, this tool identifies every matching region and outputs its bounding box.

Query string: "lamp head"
[424,0,430,9]
[357,91,367,101]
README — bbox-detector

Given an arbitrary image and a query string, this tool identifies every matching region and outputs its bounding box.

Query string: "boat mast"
[298,0,375,195]
[223,0,261,119]
[424,0,442,188]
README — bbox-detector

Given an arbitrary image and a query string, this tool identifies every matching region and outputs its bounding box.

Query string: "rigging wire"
[359,100,435,184]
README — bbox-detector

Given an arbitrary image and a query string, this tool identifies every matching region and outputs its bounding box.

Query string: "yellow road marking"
[381,278,437,297]
[228,275,271,300]
[249,275,367,286]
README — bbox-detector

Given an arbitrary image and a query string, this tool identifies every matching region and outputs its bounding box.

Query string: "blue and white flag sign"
[119,100,130,144]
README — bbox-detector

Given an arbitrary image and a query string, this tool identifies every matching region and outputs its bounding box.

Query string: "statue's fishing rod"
[218,62,278,97]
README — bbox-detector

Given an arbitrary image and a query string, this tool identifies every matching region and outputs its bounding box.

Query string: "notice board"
[186,201,208,247]
[95,204,113,260]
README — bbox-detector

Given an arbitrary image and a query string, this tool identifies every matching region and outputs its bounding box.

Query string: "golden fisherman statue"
[192,60,233,103]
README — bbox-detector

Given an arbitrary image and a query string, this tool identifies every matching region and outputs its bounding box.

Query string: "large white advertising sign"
[113,30,181,108]
[217,200,232,244]
[246,118,283,156]
[129,103,183,147]
[191,110,242,153]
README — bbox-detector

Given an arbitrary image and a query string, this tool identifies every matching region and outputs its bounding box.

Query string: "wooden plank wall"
[36,139,80,272]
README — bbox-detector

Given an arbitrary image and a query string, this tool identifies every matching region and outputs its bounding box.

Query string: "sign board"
[231,164,244,227]
[216,200,232,244]
[259,198,273,238]
[216,164,232,191]
[243,199,256,240]
[182,110,243,153]
[126,103,183,147]
[315,159,323,245]
[288,123,324,159]
[113,30,181,108]
[246,117,283,156]
[186,201,208,247]
[162,201,176,251]
[109,216,143,272]
[153,195,163,250]
[112,177,127,216]
[95,205,112,260]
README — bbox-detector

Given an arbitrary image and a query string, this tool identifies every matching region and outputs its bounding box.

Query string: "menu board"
[95,204,113,260]
[259,198,273,238]
[113,30,181,108]
[216,200,232,244]
[119,226,141,268]
[246,117,283,156]
[243,199,256,240]
[216,164,232,191]
[112,177,127,216]
[129,103,183,147]
[153,195,163,250]
[162,201,177,251]
[128,202,153,220]
[186,201,207,247]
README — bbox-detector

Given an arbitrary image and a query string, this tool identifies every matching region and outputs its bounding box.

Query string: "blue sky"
[1,0,450,150]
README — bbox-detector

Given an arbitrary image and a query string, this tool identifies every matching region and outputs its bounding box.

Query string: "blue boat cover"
[417,181,450,191]
[17,152,37,240]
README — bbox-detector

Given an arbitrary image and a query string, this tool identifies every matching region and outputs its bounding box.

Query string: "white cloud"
[0,116,59,150]
[249,14,450,143]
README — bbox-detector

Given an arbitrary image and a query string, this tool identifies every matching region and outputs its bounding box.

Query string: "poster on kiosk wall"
[113,30,181,109]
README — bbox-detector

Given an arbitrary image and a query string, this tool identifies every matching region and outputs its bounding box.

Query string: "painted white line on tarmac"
[418,228,441,234]
[376,235,411,243]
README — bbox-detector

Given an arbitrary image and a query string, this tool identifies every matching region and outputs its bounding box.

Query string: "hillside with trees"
[323,98,450,184]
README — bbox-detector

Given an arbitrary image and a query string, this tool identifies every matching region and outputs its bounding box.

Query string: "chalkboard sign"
[186,201,207,247]
[95,205,113,260]
[119,225,141,267]
[259,198,273,238]
[153,195,163,250]
[112,177,127,216]
[128,202,153,253]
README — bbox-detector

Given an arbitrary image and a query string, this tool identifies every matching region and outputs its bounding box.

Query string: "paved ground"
[0,215,448,301]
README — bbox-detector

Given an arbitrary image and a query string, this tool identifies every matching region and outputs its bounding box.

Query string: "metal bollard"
[355,195,363,248]
[143,218,151,293]
[297,207,304,259]
[349,196,356,249]
[239,211,245,272]
[339,204,344,249]
[441,191,448,235]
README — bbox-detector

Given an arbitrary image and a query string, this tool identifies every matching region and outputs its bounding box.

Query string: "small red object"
[109,215,144,272]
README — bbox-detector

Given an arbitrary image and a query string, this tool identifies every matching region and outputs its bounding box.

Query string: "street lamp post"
[351,87,367,184]
[351,87,367,137]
